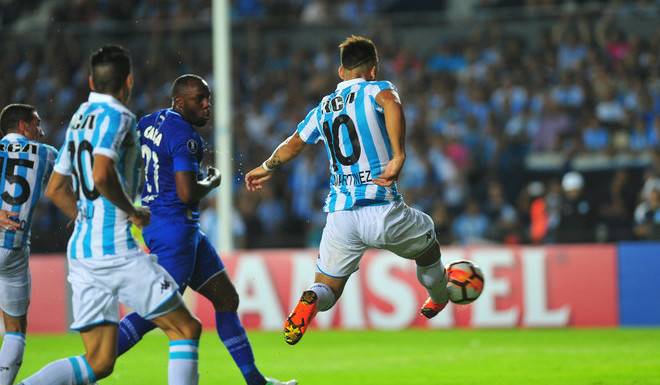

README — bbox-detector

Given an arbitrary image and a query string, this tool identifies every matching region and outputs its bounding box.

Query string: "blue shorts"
[143,219,224,292]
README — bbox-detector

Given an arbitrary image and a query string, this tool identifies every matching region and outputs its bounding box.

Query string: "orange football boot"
[420,297,448,319]
[284,290,319,345]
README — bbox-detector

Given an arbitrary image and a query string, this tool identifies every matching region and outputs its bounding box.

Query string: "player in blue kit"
[116,74,296,385]
[0,104,57,385]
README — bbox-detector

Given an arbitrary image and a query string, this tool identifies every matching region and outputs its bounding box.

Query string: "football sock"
[117,312,156,356]
[18,355,96,385]
[215,312,265,385]
[168,340,199,385]
[0,332,25,385]
[416,259,449,304]
[308,282,336,311]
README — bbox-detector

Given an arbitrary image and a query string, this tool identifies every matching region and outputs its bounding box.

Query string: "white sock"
[18,355,96,385]
[0,332,25,385]
[416,260,449,304]
[168,340,199,385]
[308,283,336,312]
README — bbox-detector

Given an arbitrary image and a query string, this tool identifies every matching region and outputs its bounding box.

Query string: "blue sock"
[216,312,265,385]
[117,312,157,356]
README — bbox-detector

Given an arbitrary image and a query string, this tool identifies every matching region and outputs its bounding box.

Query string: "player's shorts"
[0,247,30,317]
[68,250,182,331]
[317,200,436,277]
[143,219,225,292]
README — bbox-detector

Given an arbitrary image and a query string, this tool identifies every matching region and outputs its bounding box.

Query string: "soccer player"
[0,104,57,385]
[19,46,202,385]
[115,74,296,385]
[245,36,451,345]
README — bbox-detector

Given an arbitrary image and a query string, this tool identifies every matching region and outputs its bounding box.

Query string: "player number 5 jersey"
[297,78,401,212]
[0,133,57,249]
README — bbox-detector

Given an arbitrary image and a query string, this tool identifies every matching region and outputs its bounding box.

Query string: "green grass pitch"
[16,329,660,384]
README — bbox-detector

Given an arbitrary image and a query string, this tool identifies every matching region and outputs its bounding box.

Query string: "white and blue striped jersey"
[0,133,57,249]
[53,92,140,259]
[297,78,401,212]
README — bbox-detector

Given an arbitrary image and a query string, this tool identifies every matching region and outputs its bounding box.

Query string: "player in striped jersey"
[0,104,57,385]
[19,46,202,385]
[245,36,451,345]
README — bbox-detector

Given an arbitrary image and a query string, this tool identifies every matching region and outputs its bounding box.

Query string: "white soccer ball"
[446,260,485,305]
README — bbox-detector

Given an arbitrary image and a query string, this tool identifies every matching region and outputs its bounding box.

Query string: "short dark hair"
[90,45,132,94]
[339,35,378,71]
[0,104,36,136]
[171,74,207,98]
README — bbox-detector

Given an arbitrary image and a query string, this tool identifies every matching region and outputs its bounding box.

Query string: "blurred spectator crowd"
[1,0,660,251]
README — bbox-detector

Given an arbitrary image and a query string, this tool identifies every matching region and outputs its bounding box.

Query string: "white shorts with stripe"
[68,250,182,330]
[317,200,436,278]
[0,246,30,317]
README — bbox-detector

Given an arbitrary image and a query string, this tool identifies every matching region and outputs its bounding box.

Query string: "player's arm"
[45,172,78,220]
[373,89,406,187]
[244,132,306,192]
[93,154,150,227]
[175,166,221,205]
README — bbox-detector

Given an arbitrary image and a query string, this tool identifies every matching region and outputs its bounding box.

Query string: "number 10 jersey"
[297,78,401,213]
[53,92,141,259]
[0,133,57,249]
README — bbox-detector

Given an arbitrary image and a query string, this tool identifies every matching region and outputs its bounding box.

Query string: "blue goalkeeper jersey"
[296,78,401,212]
[137,109,204,222]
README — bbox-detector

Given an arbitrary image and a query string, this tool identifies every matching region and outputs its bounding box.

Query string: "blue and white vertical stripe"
[296,78,400,213]
[0,133,57,249]
[53,92,140,259]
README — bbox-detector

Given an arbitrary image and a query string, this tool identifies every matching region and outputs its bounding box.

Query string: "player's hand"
[245,165,273,192]
[373,157,405,187]
[205,166,222,189]
[0,210,20,231]
[128,206,151,228]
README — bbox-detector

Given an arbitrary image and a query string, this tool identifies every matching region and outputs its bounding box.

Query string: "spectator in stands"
[634,186,660,240]
[452,199,490,244]
[556,171,595,243]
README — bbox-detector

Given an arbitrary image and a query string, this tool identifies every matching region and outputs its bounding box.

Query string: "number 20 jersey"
[0,133,57,249]
[296,78,401,213]
[53,92,141,259]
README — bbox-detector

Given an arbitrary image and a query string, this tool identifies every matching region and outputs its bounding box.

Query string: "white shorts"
[318,200,436,277]
[0,247,30,317]
[68,251,182,331]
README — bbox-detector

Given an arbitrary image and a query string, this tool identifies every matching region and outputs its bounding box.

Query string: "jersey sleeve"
[168,129,199,173]
[93,110,136,162]
[53,136,72,175]
[371,81,400,114]
[296,107,321,144]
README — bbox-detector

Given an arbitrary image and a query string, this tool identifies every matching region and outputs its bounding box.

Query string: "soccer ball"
[446,260,485,305]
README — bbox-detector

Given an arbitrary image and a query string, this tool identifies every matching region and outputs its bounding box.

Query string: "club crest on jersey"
[187,139,198,154]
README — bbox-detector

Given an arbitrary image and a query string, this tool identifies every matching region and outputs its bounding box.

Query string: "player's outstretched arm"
[45,171,78,220]
[373,89,406,187]
[245,132,306,192]
[92,154,150,227]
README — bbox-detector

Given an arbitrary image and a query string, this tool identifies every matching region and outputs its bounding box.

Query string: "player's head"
[89,45,133,104]
[0,103,43,141]
[338,35,379,81]
[171,74,212,127]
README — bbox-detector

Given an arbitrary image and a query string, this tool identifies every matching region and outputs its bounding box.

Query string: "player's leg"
[381,202,449,318]
[0,248,30,385]
[0,312,27,385]
[285,210,364,345]
[17,324,114,385]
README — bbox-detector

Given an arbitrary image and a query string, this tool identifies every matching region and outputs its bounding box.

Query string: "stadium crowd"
[1,1,660,251]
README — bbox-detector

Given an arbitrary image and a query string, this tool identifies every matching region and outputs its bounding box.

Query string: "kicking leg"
[415,241,449,319]
[284,272,348,346]
[0,312,26,385]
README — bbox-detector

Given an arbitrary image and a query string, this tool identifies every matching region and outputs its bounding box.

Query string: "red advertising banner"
[17,245,619,334]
